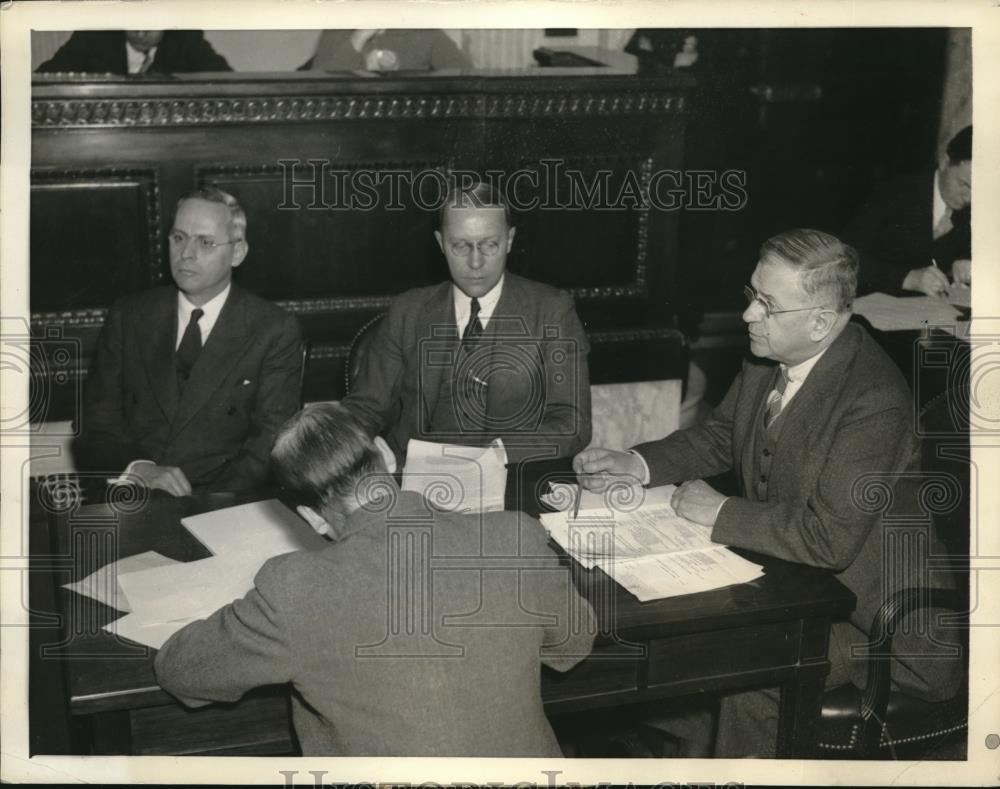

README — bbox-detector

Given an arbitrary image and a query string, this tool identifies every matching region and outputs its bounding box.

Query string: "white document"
[62,551,178,613]
[180,499,321,560]
[948,283,971,309]
[541,481,674,515]
[854,292,963,331]
[606,547,765,603]
[117,556,258,627]
[539,485,763,600]
[402,438,508,513]
[104,612,198,650]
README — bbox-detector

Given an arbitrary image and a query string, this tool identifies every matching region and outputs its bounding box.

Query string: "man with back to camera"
[37,30,232,74]
[74,187,302,496]
[154,402,597,756]
[342,180,592,464]
[573,229,962,756]
[843,125,972,297]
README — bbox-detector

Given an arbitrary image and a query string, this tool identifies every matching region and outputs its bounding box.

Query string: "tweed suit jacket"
[343,272,592,464]
[154,490,597,756]
[635,322,961,698]
[37,30,232,74]
[74,285,302,492]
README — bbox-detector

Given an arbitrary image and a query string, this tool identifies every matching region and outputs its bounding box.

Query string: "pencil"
[571,484,582,520]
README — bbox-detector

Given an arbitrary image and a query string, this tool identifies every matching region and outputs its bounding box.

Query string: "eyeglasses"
[448,239,502,257]
[169,230,240,253]
[743,285,825,319]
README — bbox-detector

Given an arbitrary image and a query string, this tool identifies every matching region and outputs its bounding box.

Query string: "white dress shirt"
[126,41,158,74]
[452,275,504,335]
[175,284,230,350]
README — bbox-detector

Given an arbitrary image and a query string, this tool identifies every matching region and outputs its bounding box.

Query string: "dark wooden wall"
[30,70,692,422]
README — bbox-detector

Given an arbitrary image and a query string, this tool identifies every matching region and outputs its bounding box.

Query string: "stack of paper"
[402,438,508,513]
[63,500,323,649]
[539,483,763,602]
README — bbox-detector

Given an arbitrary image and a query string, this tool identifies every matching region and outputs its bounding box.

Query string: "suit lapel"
[138,289,180,423]
[170,286,252,437]
[481,276,525,419]
[418,283,457,425]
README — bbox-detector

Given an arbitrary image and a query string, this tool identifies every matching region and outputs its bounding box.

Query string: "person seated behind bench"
[154,403,596,756]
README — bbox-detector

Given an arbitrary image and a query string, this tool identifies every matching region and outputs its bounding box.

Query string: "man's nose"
[742,302,762,323]
[467,248,485,270]
[180,237,198,259]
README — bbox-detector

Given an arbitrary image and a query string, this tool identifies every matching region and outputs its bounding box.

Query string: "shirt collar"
[452,274,505,320]
[125,41,158,73]
[783,344,829,384]
[178,283,230,327]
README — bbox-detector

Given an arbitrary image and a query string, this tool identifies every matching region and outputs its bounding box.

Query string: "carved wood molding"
[30,167,165,293]
[32,91,686,128]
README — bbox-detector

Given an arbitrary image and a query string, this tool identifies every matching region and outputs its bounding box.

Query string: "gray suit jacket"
[74,285,302,492]
[154,491,596,756]
[343,272,592,464]
[635,323,962,698]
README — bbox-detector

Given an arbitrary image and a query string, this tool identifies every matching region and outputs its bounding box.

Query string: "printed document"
[402,438,508,513]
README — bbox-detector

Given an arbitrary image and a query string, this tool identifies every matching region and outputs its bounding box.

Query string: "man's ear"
[373,435,396,474]
[505,225,516,253]
[231,239,248,269]
[434,230,445,255]
[296,504,331,536]
[810,309,838,341]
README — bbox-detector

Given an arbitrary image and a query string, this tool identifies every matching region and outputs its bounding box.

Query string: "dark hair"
[270,403,384,514]
[946,125,972,164]
[176,186,247,240]
[438,179,511,228]
[759,229,858,312]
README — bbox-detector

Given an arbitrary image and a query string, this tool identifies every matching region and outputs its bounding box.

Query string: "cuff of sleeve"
[627,449,651,486]
[714,496,730,522]
[108,459,153,486]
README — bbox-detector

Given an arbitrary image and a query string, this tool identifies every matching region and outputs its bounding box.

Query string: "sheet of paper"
[604,547,764,602]
[948,283,971,309]
[103,612,198,650]
[62,551,178,613]
[854,292,962,331]
[541,481,675,516]
[402,438,508,513]
[181,499,323,561]
[117,556,258,627]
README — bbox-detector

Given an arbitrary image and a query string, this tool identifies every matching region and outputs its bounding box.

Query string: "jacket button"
[763,448,771,457]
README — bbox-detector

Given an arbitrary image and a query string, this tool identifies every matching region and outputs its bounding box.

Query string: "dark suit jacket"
[74,285,302,492]
[37,31,231,74]
[634,323,961,698]
[343,273,592,464]
[842,169,971,295]
[154,490,596,756]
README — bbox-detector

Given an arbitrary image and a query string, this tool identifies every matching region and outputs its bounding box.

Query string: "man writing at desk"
[574,229,961,756]
[74,187,303,496]
[155,403,595,756]
[343,180,592,464]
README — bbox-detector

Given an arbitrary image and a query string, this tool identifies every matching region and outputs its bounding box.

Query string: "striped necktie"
[765,367,790,428]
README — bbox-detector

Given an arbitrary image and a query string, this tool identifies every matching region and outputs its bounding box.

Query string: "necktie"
[764,367,790,428]
[138,50,155,74]
[176,308,204,391]
[462,298,484,347]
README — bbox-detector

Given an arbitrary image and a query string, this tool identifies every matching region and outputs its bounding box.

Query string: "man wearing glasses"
[343,180,591,464]
[74,187,303,496]
[574,229,960,756]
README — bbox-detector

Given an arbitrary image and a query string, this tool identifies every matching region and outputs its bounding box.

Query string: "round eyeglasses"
[743,285,825,319]
[169,230,240,253]
[449,239,502,257]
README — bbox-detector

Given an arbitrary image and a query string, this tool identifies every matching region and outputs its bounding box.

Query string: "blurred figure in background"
[304,29,471,71]
[37,30,231,74]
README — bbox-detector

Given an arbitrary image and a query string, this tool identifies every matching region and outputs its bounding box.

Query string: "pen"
[930,258,948,298]
[571,484,582,520]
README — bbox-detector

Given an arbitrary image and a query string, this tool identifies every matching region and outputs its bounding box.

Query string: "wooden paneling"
[30,71,693,418]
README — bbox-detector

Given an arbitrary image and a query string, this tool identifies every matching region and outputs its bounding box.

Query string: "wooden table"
[32,462,855,758]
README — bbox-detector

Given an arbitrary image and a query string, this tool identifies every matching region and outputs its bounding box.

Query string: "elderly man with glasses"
[574,229,962,757]
[342,180,591,464]
[74,187,303,496]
